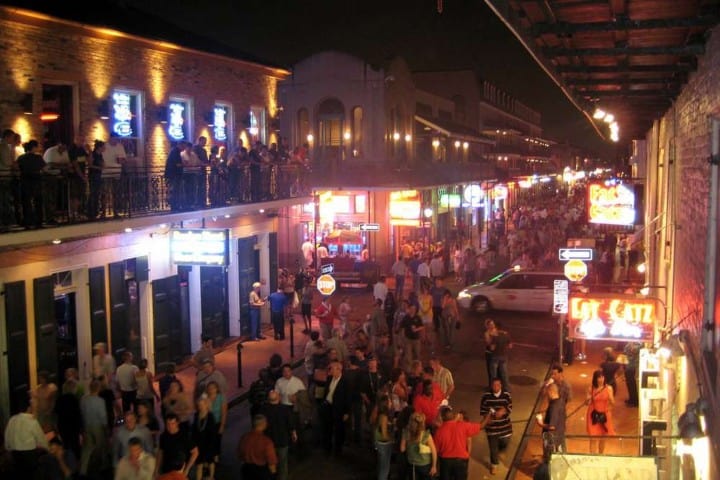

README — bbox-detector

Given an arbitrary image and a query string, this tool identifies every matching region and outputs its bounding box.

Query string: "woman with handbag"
[399,412,437,480]
[585,369,615,454]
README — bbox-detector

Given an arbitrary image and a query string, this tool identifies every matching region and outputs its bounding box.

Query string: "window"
[496,274,530,289]
[297,108,310,145]
[452,95,466,123]
[317,98,345,147]
[168,97,191,141]
[416,102,433,117]
[351,106,363,157]
[112,89,143,158]
[211,103,231,144]
[249,106,266,144]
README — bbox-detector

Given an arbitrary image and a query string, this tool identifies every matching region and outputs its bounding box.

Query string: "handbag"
[590,386,608,425]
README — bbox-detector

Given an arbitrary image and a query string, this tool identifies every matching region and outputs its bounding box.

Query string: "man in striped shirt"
[480,378,513,475]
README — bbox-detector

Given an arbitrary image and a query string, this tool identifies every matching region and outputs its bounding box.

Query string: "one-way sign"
[558,248,593,261]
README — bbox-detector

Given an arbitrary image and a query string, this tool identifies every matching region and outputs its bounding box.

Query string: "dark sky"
[125,0,611,155]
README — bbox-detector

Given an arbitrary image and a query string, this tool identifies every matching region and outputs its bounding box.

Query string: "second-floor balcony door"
[318,116,343,166]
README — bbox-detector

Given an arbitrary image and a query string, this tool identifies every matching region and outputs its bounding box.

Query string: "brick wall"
[0,9,285,169]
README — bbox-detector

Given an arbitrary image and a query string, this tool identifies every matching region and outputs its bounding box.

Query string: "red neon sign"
[587,183,636,226]
[568,295,657,341]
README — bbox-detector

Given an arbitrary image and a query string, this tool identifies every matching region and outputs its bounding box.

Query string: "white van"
[456,268,567,314]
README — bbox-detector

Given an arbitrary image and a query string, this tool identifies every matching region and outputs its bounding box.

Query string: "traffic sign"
[359,223,380,231]
[564,259,588,282]
[320,263,334,275]
[559,248,593,261]
[316,274,337,296]
[553,279,569,314]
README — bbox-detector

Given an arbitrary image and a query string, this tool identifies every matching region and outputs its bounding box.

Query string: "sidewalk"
[512,339,640,478]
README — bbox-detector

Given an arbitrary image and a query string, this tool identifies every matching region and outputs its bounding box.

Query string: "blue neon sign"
[112,92,134,137]
[213,106,228,141]
[168,101,186,140]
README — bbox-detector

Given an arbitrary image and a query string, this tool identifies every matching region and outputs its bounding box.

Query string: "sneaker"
[490,465,498,475]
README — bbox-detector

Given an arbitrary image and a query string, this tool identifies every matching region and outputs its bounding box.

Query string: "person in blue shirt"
[268,287,289,340]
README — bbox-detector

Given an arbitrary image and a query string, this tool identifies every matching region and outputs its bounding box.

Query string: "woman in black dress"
[192,394,219,480]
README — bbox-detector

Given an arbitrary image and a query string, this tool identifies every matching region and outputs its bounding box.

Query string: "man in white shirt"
[429,253,445,279]
[373,275,388,306]
[114,436,156,480]
[274,364,306,407]
[417,257,431,291]
[116,351,139,413]
[391,255,407,299]
[429,356,455,400]
[92,342,116,384]
[102,135,126,178]
[4,395,49,474]
[43,142,70,171]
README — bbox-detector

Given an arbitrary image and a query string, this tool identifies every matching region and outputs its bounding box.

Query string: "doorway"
[201,266,228,346]
[54,293,78,379]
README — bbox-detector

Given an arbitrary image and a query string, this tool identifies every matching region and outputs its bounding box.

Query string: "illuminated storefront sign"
[171,229,229,265]
[168,101,187,141]
[112,91,135,138]
[494,185,508,200]
[212,106,228,141]
[440,193,461,208]
[463,184,484,207]
[568,295,658,341]
[390,190,421,226]
[588,182,636,225]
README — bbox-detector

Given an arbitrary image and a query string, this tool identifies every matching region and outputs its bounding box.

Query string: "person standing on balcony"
[164,141,184,211]
[181,141,202,209]
[193,136,209,206]
[103,134,126,217]
[16,140,47,229]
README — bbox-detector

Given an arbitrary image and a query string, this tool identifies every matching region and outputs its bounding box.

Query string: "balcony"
[0,164,310,246]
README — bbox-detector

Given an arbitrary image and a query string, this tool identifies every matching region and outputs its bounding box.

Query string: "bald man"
[259,391,295,480]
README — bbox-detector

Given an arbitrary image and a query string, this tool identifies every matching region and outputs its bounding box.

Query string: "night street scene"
[2,0,720,479]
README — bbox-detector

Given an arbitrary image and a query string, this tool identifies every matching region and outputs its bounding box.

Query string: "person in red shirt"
[237,414,278,480]
[413,366,445,404]
[433,407,488,480]
[413,379,443,429]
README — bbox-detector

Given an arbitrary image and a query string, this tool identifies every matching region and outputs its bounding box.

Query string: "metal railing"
[0,164,310,231]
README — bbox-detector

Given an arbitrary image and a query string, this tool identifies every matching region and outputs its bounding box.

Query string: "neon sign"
[390,190,421,226]
[112,92,134,137]
[463,184,484,206]
[588,182,636,225]
[213,106,228,141]
[568,295,657,341]
[168,101,186,140]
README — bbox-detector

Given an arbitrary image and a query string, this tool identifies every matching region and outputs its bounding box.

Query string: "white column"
[189,266,202,354]
[227,239,240,337]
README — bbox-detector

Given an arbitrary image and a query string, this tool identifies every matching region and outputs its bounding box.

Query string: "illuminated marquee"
[171,229,229,265]
[568,295,657,341]
[588,182,636,226]
[463,184,484,206]
[390,190,421,226]
[440,193,461,208]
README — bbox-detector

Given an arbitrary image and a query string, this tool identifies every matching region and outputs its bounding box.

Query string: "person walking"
[315,295,335,341]
[372,394,394,480]
[480,378,513,475]
[399,411,437,480]
[623,342,641,407]
[337,296,352,338]
[440,289,460,350]
[268,287,289,340]
[586,369,615,454]
[116,351,139,414]
[249,282,267,341]
[434,407,487,480]
[489,322,512,393]
[391,255,407,300]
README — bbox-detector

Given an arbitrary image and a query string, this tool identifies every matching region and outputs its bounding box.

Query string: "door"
[153,275,186,366]
[528,275,561,312]
[4,281,30,414]
[237,236,258,336]
[109,261,128,362]
[55,293,78,378]
[34,276,58,383]
[493,273,532,311]
[89,266,107,347]
[200,266,228,346]
[269,232,278,294]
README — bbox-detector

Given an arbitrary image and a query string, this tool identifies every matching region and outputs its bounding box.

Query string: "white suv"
[457,268,567,314]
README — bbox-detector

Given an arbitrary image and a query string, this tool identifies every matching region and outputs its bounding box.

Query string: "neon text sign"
[568,295,657,341]
[588,182,636,225]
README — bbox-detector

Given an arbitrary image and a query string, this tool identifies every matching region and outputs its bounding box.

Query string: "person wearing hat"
[92,342,116,384]
[249,282,267,341]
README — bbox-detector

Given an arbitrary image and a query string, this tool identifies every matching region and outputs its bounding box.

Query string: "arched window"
[351,106,363,157]
[317,98,345,147]
[297,108,309,145]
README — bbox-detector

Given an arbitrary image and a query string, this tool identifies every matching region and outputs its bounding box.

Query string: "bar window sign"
[213,105,228,141]
[171,229,229,266]
[168,100,188,141]
[112,91,137,138]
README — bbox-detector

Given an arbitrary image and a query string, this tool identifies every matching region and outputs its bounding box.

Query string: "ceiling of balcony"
[484,0,720,142]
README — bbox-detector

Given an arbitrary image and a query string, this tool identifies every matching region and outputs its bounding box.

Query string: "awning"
[415,115,495,145]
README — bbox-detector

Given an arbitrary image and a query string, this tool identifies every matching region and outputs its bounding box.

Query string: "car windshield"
[484,267,520,286]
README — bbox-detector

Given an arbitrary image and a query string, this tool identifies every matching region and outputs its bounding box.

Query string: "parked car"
[456,267,568,314]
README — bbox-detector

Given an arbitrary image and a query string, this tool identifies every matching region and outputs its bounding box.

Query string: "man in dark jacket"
[320,361,351,455]
[260,390,296,480]
[164,141,184,210]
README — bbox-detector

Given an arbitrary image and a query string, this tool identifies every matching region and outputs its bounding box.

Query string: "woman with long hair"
[399,412,437,480]
[205,380,227,465]
[192,394,219,480]
[440,289,460,350]
[372,394,394,480]
[586,369,615,454]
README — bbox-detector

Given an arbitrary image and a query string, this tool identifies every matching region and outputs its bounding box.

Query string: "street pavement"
[163,271,641,479]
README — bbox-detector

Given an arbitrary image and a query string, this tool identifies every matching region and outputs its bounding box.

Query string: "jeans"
[487,434,511,466]
[276,445,289,480]
[441,317,455,348]
[439,457,469,480]
[250,308,261,339]
[395,274,405,298]
[410,463,432,480]
[271,310,285,339]
[490,357,510,392]
[376,440,393,480]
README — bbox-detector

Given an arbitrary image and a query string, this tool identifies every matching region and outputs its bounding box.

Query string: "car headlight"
[457,291,472,299]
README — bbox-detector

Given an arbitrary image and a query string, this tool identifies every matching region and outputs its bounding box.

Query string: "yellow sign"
[316,274,337,296]
[564,259,588,282]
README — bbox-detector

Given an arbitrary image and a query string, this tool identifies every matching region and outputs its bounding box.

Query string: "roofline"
[482,0,606,142]
[414,115,496,145]
[1,6,291,79]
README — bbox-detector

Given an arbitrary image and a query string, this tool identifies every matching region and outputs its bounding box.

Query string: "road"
[212,289,559,480]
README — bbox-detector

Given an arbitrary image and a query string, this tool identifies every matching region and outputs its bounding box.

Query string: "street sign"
[320,263,334,275]
[559,248,593,261]
[553,279,569,314]
[359,223,380,231]
[316,274,337,296]
[564,259,588,282]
